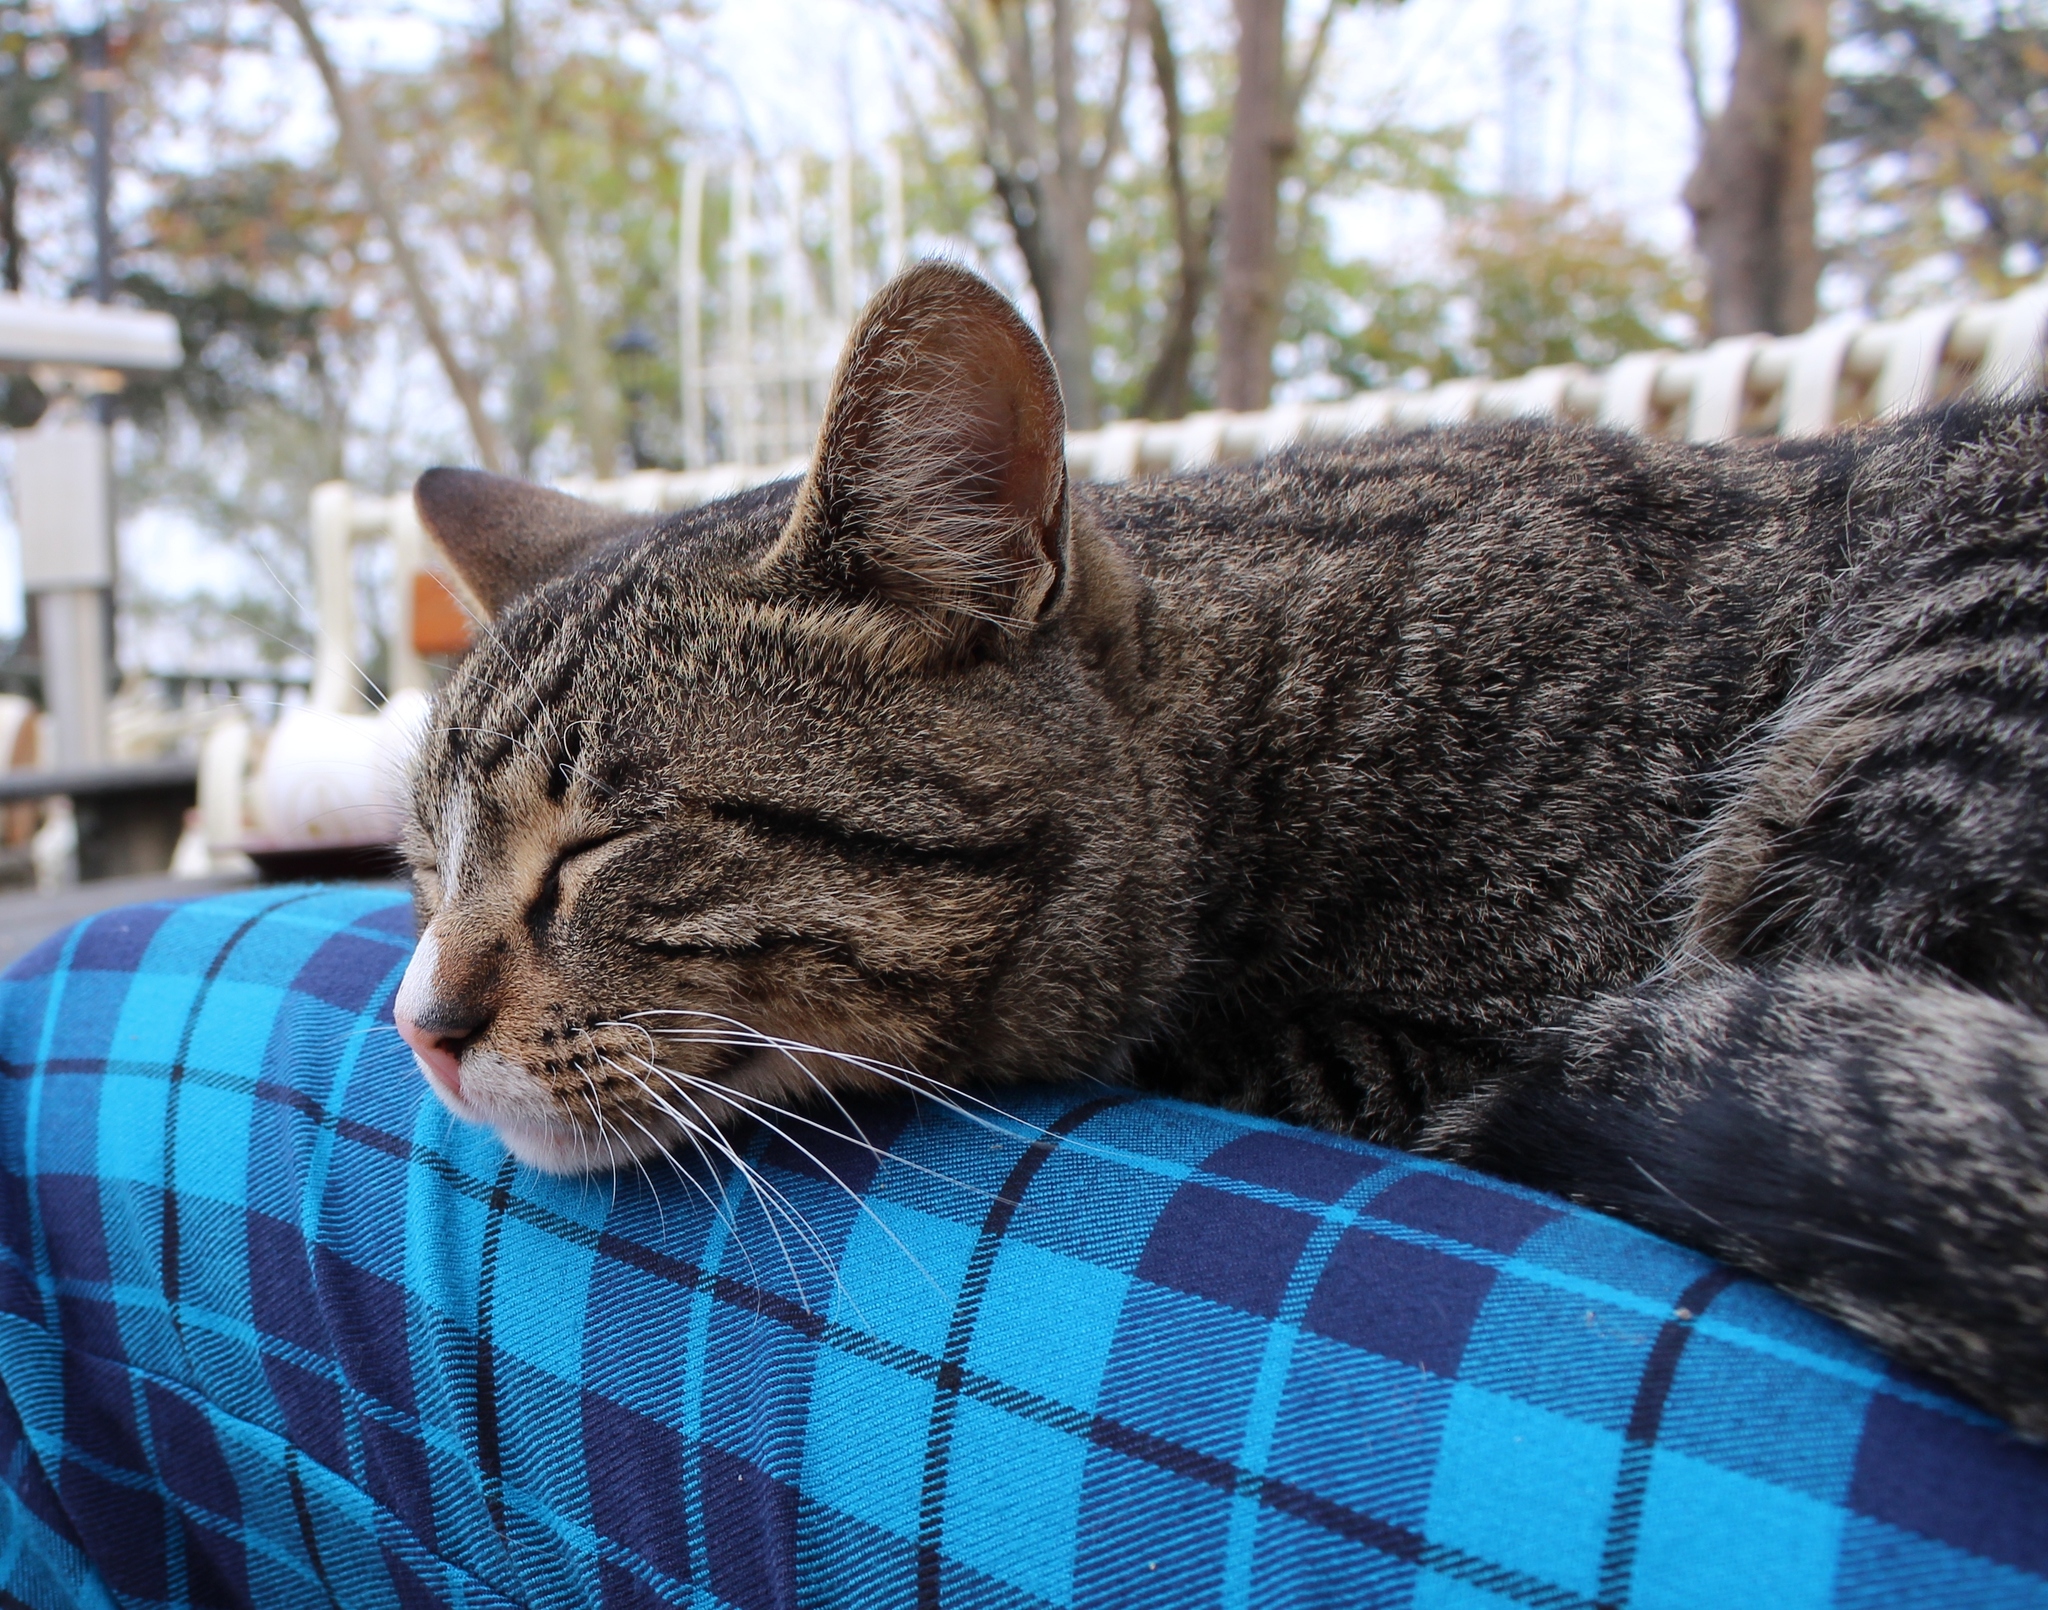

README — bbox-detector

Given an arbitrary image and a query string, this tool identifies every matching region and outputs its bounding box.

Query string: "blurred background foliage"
[0,0,2026,672]
[1825,0,2048,308]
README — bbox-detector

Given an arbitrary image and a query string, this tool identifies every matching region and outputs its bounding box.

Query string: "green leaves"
[1827,0,2048,307]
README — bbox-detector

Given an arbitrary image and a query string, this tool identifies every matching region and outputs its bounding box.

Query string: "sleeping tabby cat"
[395,261,2048,1434]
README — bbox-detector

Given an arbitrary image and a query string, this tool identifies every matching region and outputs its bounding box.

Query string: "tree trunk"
[496,0,620,476]
[274,0,512,472]
[1137,0,1214,419]
[0,151,21,293]
[1217,0,1291,411]
[1042,0,1100,427]
[1683,0,1831,338]
[941,0,1134,430]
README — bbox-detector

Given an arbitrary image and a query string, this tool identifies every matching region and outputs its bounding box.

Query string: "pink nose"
[396,1007,469,1100]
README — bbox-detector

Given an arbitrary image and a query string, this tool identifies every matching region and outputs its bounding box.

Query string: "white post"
[680,156,707,469]
[309,480,366,714]
[776,153,807,461]
[882,142,905,275]
[34,592,108,768]
[830,148,855,324]
[14,399,113,768]
[728,154,755,466]
[195,711,253,869]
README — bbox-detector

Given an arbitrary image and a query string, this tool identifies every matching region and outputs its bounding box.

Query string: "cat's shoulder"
[1076,394,2048,560]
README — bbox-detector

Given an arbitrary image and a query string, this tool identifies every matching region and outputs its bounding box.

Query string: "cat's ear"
[413,468,647,618]
[761,259,1069,662]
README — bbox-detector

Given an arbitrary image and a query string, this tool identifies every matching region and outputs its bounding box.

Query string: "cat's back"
[1079,414,1842,601]
[1073,415,1857,768]
[1067,406,2040,1033]
[1072,404,2048,729]
[1080,398,2045,616]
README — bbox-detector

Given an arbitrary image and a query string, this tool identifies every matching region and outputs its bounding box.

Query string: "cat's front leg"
[1419,963,2048,1438]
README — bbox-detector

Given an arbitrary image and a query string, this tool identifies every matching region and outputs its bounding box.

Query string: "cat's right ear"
[413,468,646,618]
[759,259,1070,665]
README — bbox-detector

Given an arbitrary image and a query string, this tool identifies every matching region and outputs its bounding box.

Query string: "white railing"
[322,276,2048,713]
[677,151,906,470]
[1062,283,2048,477]
[190,278,2048,870]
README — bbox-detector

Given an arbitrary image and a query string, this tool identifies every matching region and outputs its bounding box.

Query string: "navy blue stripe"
[161,893,325,1341]
[474,1152,520,1542]
[916,1094,1127,1610]
[285,1447,341,1610]
[1085,1416,1599,1608]
[1596,1265,1739,1608]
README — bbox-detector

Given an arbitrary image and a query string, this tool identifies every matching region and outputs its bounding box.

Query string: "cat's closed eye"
[528,836,622,936]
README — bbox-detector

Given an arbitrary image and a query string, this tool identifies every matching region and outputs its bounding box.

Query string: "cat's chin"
[414,1047,630,1177]
[416,1044,782,1179]
[467,1099,656,1177]
[492,1118,626,1176]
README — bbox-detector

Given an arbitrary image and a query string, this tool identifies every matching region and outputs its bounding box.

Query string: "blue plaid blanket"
[1,887,2045,1609]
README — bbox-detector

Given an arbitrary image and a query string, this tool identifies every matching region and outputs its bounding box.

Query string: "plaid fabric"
[1,888,2045,1609]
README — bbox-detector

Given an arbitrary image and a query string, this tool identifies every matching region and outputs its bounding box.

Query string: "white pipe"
[309,480,365,715]
[1872,304,1961,417]
[388,495,430,697]
[1596,351,1667,432]
[1686,335,1768,441]
[1973,284,2048,400]
[680,157,707,469]
[1774,322,1860,436]
[0,292,179,370]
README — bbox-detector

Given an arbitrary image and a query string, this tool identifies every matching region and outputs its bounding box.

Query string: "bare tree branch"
[942,1,1061,327]
[496,0,620,475]
[1137,0,1214,417]
[1287,0,1349,124]
[1679,0,1711,140]
[271,0,511,471]
[997,3,1042,170]
[1086,0,1144,190]
[921,0,1138,425]
[1052,0,1082,181]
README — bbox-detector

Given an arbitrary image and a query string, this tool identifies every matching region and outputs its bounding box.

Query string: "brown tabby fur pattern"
[400,261,2048,1434]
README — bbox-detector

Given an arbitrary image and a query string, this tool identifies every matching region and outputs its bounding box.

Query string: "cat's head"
[394,261,1184,1173]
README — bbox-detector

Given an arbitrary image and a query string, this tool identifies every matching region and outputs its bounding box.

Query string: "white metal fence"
[322,275,2048,711]
[190,277,2048,869]
[676,151,906,469]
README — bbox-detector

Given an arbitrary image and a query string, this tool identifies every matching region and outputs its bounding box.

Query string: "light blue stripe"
[20,918,88,1333]
[1221,1164,1401,1609]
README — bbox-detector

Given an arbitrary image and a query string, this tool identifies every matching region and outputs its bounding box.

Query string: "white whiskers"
[619,1007,1063,1151]
[525,1006,1108,1316]
[634,1054,944,1302]
[600,1053,853,1315]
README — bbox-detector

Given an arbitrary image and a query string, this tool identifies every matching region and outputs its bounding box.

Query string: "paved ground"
[0,874,406,972]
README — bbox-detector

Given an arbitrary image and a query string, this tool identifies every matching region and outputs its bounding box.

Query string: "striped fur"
[402,262,2048,1433]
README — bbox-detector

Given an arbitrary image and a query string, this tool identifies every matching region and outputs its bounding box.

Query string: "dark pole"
[82,22,116,691]
[84,25,111,306]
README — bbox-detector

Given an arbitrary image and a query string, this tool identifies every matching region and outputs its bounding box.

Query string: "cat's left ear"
[414,468,649,618]
[761,259,1068,663]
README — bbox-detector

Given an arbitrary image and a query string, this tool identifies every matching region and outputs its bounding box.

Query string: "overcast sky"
[252,0,1728,249]
[10,0,1732,650]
